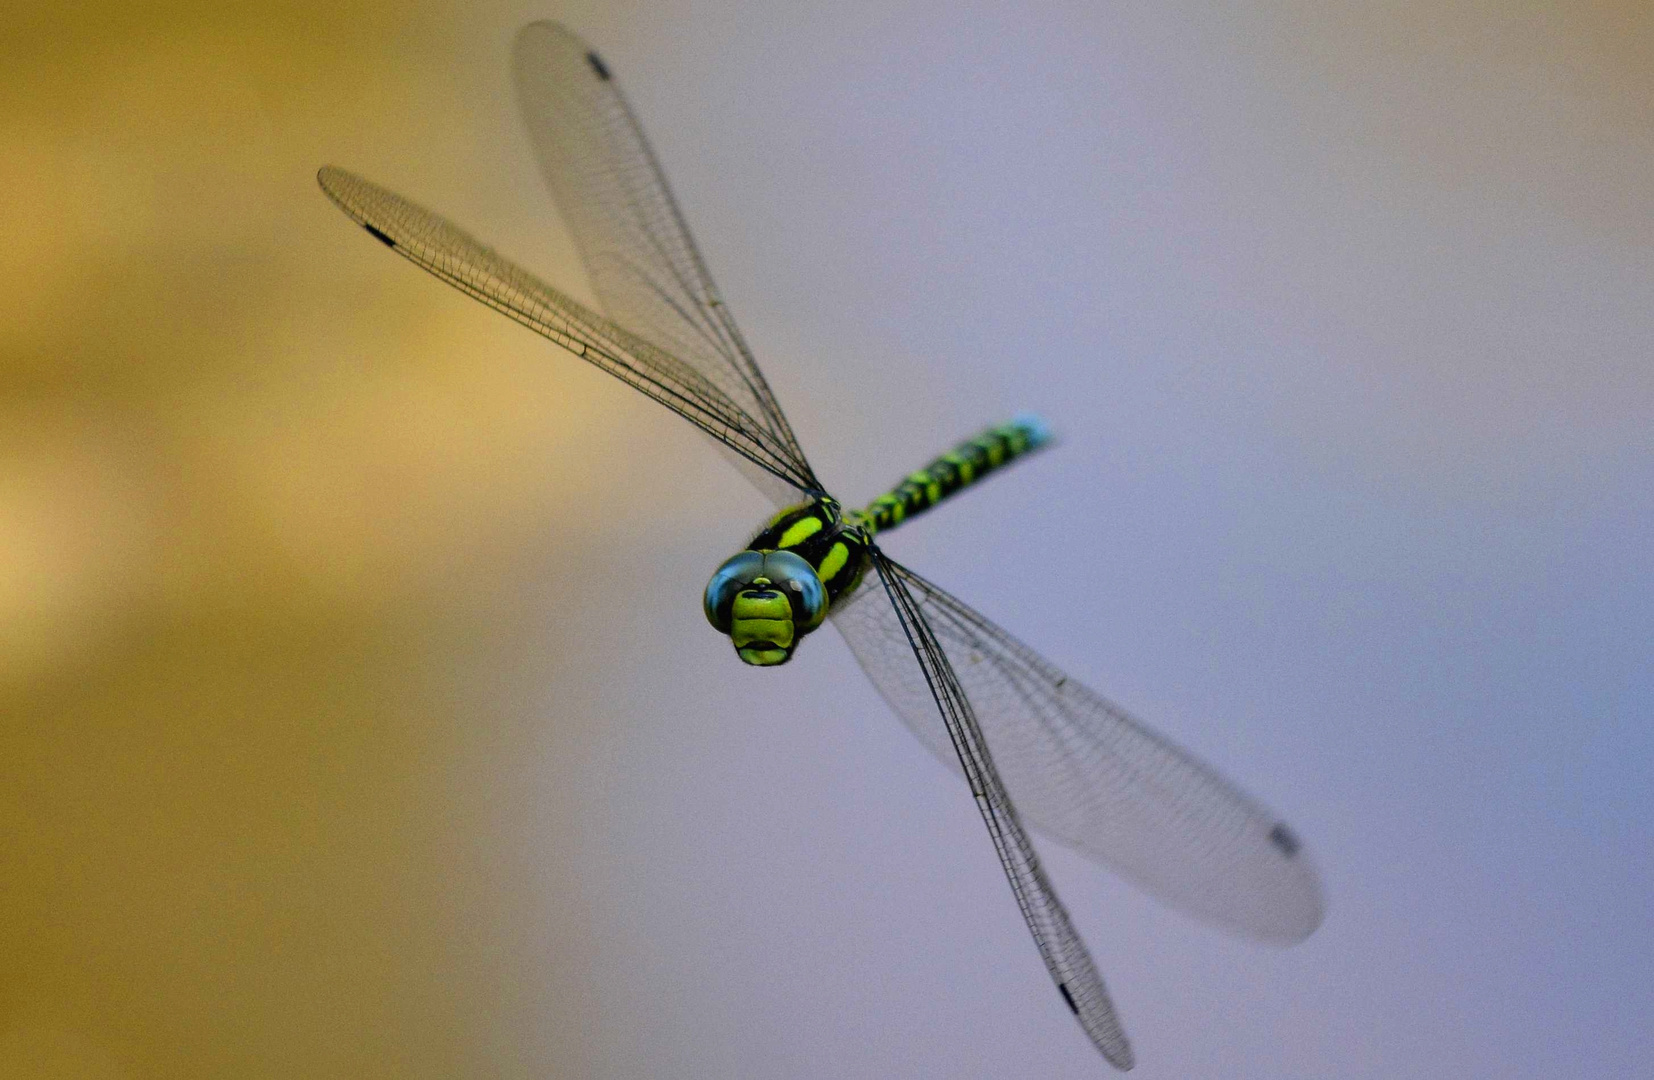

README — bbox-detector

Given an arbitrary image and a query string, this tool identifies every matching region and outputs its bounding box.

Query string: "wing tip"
[1252,879,1327,945]
[315,164,358,220]
[1263,822,1328,942]
[1267,821,1302,857]
[514,20,590,65]
[314,167,397,248]
[315,163,345,192]
[1061,983,1135,1069]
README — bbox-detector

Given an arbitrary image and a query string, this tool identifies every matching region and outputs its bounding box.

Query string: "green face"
[728,586,797,666]
[704,549,828,666]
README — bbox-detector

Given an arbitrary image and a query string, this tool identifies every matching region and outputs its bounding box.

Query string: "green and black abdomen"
[742,415,1051,599]
[861,414,1050,535]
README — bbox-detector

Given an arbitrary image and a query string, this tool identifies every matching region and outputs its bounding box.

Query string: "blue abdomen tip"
[1010,412,1053,449]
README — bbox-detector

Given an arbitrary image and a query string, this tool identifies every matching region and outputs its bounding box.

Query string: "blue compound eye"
[704,549,827,635]
[705,551,767,633]
[763,550,827,632]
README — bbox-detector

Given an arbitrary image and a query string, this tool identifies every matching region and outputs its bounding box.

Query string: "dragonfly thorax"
[703,498,872,666]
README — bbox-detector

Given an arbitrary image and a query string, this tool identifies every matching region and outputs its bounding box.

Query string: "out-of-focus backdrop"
[4,2,1650,1077]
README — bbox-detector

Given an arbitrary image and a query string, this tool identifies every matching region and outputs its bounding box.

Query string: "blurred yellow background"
[1,3,661,1076]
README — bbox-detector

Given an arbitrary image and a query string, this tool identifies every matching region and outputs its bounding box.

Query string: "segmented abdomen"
[861,414,1050,535]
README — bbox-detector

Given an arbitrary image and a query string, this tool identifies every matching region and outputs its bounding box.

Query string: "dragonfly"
[318,20,1323,1070]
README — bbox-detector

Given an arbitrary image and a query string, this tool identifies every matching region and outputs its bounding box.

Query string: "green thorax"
[747,495,872,605]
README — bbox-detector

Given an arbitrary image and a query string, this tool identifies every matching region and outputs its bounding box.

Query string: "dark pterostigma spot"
[586,51,611,80]
[363,223,396,248]
[1268,823,1301,857]
[1057,982,1079,1015]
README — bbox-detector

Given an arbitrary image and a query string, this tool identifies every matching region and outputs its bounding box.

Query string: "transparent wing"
[317,166,816,495]
[834,558,1324,945]
[513,21,815,507]
[868,551,1133,1069]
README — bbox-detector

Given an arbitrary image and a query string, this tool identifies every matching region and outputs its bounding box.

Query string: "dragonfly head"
[704,549,827,666]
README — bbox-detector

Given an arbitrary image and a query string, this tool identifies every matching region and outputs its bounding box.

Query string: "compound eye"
[704,550,767,633]
[761,550,827,632]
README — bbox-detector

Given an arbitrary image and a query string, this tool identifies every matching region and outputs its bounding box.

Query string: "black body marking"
[363,223,396,248]
[864,418,1047,534]
[586,51,611,80]
[748,498,870,605]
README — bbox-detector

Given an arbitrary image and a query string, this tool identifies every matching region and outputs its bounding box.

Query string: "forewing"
[834,559,1324,944]
[869,551,1133,1070]
[513,21,816,506]
[317,166,814,494]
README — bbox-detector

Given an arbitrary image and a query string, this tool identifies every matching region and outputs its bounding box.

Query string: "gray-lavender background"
[4,2,1649,1077]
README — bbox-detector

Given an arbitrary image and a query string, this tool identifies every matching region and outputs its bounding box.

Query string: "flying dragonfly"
[318,20,1323,1069]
